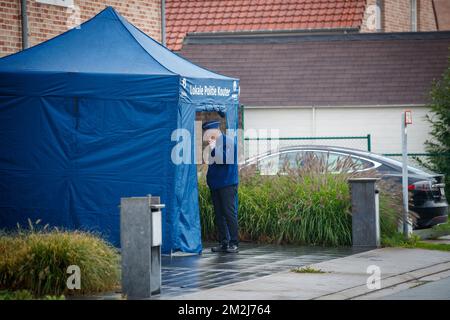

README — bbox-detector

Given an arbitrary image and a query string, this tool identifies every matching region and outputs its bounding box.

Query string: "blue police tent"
[0,7,239,254]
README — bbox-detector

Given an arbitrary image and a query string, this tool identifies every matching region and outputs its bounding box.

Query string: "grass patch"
[382,232,450,251]
[414,242,450,252]
[0,290,64,300]
[381,232,420,247]
[291,266,327,274]
[428,222,450,239]
[432,221,450,233]
[0,224,120,298]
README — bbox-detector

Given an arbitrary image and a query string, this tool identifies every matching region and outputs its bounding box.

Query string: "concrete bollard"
[120,195,164,299]
[348,178,380,248]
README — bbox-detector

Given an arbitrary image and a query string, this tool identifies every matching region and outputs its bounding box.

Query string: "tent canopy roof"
[0,7,240,253]
[0,7,234,81]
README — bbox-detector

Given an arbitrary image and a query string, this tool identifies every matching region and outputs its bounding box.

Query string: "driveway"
[157,242,365,299]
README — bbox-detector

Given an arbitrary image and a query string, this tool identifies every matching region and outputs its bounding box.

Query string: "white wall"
[244,106,432,156]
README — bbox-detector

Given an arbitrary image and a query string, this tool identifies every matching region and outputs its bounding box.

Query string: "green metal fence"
[243,134,372,159]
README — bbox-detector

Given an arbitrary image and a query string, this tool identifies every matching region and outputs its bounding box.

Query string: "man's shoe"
[226,245,239,253]
[211,244,228,253]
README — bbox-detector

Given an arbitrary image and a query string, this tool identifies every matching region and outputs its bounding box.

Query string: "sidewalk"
[171,247,450,300]
[381,276,450,300]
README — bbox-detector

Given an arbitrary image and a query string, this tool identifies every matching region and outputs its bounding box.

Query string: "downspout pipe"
[376,0,383,32]
[20,0,29,49]
[161,0,166,47]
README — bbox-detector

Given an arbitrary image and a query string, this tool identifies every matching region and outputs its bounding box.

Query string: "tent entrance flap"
[168,103,239,254]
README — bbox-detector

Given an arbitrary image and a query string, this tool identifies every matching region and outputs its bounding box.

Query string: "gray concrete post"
[348,178,380,248]
[120,195,164,299]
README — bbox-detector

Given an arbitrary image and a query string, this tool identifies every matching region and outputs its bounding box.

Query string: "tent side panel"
[73,98,178,247]
[0,95,178,248]
[0,96,75,230]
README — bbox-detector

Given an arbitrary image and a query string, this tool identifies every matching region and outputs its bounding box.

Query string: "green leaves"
[424,54,450,199]
[199,172,353,246]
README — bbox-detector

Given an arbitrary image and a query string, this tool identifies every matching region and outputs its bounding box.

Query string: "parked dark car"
[244,145,448,229]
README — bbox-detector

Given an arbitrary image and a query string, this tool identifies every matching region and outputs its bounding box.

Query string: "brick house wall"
[0,0,161,58]
[361,0,380,32]
[384,0,413,31]
[361,0,437,32]
[418,0,438,31]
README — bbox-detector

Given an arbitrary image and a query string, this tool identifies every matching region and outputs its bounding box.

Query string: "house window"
[411,0,418,31]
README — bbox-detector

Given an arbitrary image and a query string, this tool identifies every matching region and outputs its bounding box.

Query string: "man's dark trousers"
[210,184,239,246]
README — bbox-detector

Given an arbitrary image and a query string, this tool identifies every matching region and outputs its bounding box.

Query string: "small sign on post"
[404,109,413,125]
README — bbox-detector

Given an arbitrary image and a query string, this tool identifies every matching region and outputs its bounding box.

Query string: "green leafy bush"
[423,55,450,199]
[199,160,402,246]
[0,225,120,297]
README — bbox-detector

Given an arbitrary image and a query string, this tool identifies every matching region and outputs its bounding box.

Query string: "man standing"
[202,120,239,253]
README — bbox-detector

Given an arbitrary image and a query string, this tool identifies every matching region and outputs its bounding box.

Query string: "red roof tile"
[165,0,367,51]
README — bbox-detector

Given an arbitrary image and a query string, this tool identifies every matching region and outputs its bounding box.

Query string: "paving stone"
[152,242,355,299]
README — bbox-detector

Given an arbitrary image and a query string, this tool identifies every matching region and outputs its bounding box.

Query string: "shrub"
[423,55,450,199]
[200,173,352,246]
[377,179,407,238]
[199,158,402,247]
[0,225,120,297]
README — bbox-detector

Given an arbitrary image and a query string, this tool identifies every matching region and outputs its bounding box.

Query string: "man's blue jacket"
[206,134,239,190]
